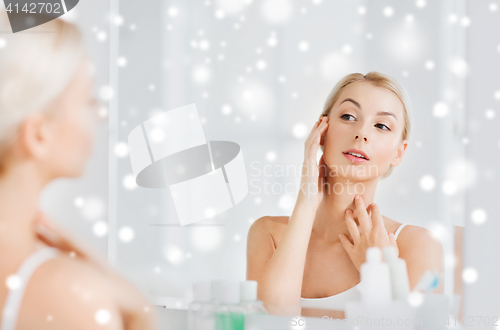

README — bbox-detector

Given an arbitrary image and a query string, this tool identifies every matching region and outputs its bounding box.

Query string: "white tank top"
[300,223,408,311]
[1,246,60,330]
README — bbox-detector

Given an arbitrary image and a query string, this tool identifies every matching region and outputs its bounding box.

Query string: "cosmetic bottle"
[187,281,215,330]
[240,280,268,316]
[212,280,245,330]
[383,246,411,301]
[360,247,392,307]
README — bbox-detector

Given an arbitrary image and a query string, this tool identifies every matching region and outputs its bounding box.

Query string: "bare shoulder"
[395,224,443,252]
[249,215,289,249]
[394,224,445,290]
[246,216,290,281]
[18,253,123,330]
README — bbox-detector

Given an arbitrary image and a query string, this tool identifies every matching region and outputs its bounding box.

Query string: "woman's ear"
[19,113,52,160]
[390,139,408,167]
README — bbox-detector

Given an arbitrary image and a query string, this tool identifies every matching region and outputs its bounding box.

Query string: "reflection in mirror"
[114,0,469,328]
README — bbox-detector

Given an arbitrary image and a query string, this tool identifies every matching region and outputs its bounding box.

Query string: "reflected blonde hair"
[0,11,86,175]
[320,72,412,179]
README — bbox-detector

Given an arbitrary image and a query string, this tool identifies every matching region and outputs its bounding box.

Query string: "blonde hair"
[320,72,412,179]
[0,11,86,174]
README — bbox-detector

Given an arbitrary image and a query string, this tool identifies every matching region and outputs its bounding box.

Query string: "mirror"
[111,0,469,323]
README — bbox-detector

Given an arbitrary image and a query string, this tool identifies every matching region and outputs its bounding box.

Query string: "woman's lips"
[343,152,369,163]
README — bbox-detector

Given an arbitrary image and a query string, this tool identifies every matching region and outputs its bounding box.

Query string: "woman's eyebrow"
[340,98,398,122]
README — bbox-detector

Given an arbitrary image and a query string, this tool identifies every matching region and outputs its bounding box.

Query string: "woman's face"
[322,81,408,180]
[41,60,99,179]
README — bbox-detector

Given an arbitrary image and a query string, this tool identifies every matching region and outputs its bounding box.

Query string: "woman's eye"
[341,114,355,121]
[375,123,391,131]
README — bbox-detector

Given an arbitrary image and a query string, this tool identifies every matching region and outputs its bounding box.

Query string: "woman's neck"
[0,163,46,255]
[311,175,379,244]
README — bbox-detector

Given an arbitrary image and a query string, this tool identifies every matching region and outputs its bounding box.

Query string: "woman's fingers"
[344,209,360,243]
[370,202,385,231]
[305,116,328,160]
[354,195,372,234]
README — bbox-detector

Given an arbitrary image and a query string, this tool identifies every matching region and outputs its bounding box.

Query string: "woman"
[246,72,445,317]
[0,12,157,329]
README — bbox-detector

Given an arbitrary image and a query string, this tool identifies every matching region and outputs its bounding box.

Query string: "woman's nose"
[355,135,368,142]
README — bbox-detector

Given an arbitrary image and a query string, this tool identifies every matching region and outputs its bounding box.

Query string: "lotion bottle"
[383,246,411,301]
[360,247,392,307]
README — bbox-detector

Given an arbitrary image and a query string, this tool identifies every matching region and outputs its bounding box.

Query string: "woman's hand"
[339,195,398,272]
[297,115,329,209]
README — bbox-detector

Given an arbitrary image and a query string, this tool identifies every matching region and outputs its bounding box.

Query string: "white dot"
[267,35,278,47]
[433,102,449,117]
[449,57,469,77]
[383,6,394,17]
[81,197,105,220]
[298,41,309,52]
[416,0,426,8]
[192,65,211,84]
[149,84,156,91]
[117,57,127,67]
[442,180,458,195]
[266,151,277,162]
[95,309,111,325]
[114,142,128,157]
[168,7,179,17]
[99,85,114,101]
[261,0,294,25]
[448,13,458,23]
[123,174,137,190]
[485,109,495,119]
[256,59,267,70]
[234,234,241,241]
[462,268,478,283]
[312,0,322,4]
[199,40,210,51]
[255,197,262,205]
[278,75,286,83]
[494,90,500,100]
[366,33,373,40]
[130,24,137,31]
[74,197,85,208]
[490,3,498,11]
[425,60,435,70]
[462,137,469,144]
[342,44,352,54]
[221,104,232,115]
[419,175,436,191]
[93,221,108,237]
[406,14,414,22]
[113,15,124,26]
[6,275,22,290]
[471,208,487,225]
[407,292,424,307]
[97,31,107,42]
[291,92,298,98]
[460,16,471,27]
[0,38,6,48]
[47,315,53,321]
[118,226,135,242]
[98,106,108,118]
[357,6,366,15]
[163,245,184,265]
[292,122,308,138]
